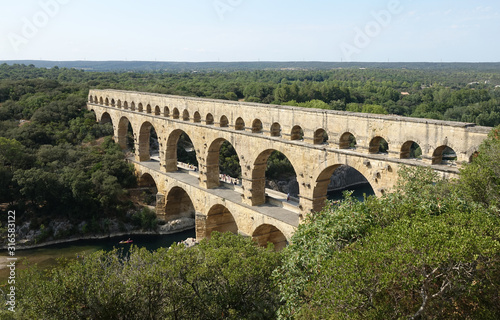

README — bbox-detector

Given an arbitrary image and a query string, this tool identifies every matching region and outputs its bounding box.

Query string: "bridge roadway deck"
[131,158,301,228]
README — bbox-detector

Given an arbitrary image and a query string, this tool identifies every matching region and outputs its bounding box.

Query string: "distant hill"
[1,60,500,72]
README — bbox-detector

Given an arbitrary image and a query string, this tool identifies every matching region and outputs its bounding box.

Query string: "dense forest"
[0,63,499,319]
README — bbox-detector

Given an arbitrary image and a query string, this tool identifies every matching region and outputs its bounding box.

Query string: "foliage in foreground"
[276,164,500,319]
[2,232,281,320]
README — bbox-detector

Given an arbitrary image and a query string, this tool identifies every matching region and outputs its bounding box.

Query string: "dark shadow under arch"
[252,224,287,251]
[205,204,238,238]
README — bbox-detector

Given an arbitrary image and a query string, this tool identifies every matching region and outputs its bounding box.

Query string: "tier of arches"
[97,109,457,170]
[90,96,465,165]
[138,172,288,250]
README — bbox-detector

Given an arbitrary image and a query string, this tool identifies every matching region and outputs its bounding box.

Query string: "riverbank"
[2,224,195,251]
[2,215,195,251]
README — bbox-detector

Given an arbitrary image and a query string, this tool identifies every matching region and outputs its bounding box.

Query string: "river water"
[0,229,195,283]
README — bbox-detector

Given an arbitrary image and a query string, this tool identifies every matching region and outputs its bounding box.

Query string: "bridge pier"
[195,212,207,241]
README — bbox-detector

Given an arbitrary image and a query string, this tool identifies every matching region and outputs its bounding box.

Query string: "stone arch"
[138,172,158,190]
[291,125,304,141]
[205,138,241,189]
[94,95,98,103]
[164,187,195,221]
[100,112,112,125]
[123,101,129,110]
[105,98,109,106]
[183,109,190,121]
[235,117,245,130]
[193,111,201,123]
[99,97,104,105]
[311,164,374,213]
[117,100,122,108]
[165,129,198,172]
[130,102,136,111]
[111,99,115,107]
[400,141,422,159]
[270,123,281,137]
[432,146,457,165]
[163,106,170,117]
[314,128,328,145]
[206,113,214,125]
[250,149,299,206]
[138,173,159,208]
[138,103,144,112]
[172,108,180,119]
[252,119,263,133]
[138,121,159,162]
[117,116,133,150]
[154,106,160,115]
[369,136,389,154]
[205,204,238,238]
[146,104,152,114]
[252,224,287,251]
[89,95,93,103]
[219,115,229,127]
[339,132,357,149]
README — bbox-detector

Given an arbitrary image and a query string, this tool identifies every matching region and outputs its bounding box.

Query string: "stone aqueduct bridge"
[88,89,491,248]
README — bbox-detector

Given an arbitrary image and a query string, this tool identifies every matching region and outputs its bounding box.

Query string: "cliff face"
[267,165,369,196]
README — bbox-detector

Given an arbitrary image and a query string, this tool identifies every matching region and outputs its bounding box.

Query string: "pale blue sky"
[1,0,499,62]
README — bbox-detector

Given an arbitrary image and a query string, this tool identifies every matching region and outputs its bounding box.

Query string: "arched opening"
[131,102,136,111]
[117,116,135,151]
[205,204,238,238]
[105,98,109,106]
[432,146,457,165]
[99,97,104,105]
[400,141,422,159]
[123,101,129,110]
[138,121,159,162]
[137,173,158,208]
[369,136,389,154]
[164,107,170,117]
[193,112,201,123]
[154,106,161,116]
[117,100,122,108]
[205,138,242,189]
[165,130,198,172]
[89,96,93,103]
[172,108,180,119]
[165,187,195,221]
[100,112,112,125]
[206,113,214,125]
[252,119,263,133]
[312,165,374,212]
[146,104,152,114]
[219,115,229,127]
[252,224,287,251]
[314,128,329,145]
[182,109,190,121]
[235,117,245,130]
[94,96,98,104]
[339,132,357,149]
[251,149,298,205]
[291,125,304,141]
[111,99,115,107]
[138,103,144,112]
[270,123,281,137]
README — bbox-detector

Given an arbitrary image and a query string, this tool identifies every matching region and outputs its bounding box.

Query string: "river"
[0,229,195,283]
